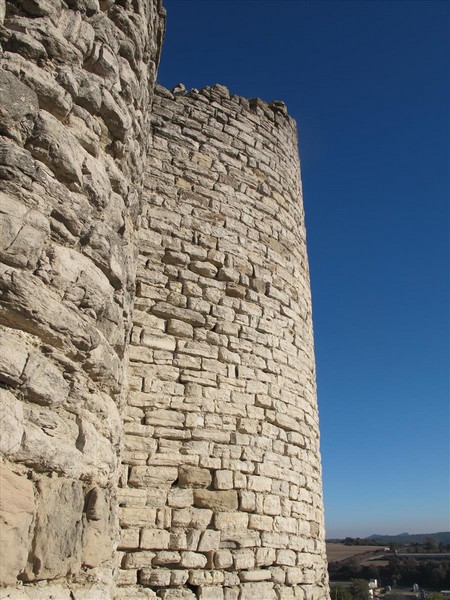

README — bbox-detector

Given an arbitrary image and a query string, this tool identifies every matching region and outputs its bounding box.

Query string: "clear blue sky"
[157,0,449,539]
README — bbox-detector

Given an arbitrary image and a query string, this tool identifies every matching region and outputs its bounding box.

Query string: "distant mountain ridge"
[366,532,450,544]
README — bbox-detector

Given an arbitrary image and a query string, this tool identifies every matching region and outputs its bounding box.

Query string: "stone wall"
[0,0,165,597]
[117,85,329,600]
[0,1,329,598]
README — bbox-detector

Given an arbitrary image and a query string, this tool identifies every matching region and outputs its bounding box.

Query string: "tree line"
[329,557,450,590]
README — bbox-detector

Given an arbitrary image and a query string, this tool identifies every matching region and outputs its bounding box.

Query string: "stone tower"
[0,1,328,599]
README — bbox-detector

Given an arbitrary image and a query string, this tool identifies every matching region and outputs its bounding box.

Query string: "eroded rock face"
[23,477,84,582]
[0,0,165,595]
[0,465,36,586]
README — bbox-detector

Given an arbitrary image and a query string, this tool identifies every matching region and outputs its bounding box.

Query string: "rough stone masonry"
[0,0,329,599]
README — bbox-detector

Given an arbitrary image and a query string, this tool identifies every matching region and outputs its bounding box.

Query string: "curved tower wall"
[0,0,165,597]
[119,85,328,599]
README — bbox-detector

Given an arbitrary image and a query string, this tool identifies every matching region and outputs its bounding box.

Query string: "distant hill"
[366,532,450,544]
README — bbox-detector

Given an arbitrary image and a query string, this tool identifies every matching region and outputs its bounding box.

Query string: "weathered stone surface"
[0,2,329,597]
[0,390,24,455]
[117,83,329,599]
[152,302,206,327]
[159,590,195,600]
[0,70,38,143]
[0,465,35,585]
[193,489,238,512]
[0,193,50,269]
[178,466,211,489]
[140,529,170,550]
[23,476,84,581]
[81,487,114,568]
[171,507,213,529]
[115,588,158,600]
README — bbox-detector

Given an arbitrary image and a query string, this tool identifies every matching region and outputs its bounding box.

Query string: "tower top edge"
[154,83,298,128]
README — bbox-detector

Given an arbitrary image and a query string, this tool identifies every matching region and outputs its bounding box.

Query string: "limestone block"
[267,411,302,434]
[286,567,303,585]
[152,302,206,326]
[116,569,137,586]
[145,409,184,427]
[223,590,240,600]
[263,495,282,516]
[198,588,225,600]
[249,514,273,531]
[22,476,85,580]
[188,570,224,586]
[0,390,24,456]
[198,529,221,552]
[239,570,272,582]
[247,476,272,492]
[167,488,193,508]
[178,340,219,359]
[141,332,176,351]
[117,488,147,507]
[123,551,156,569]
[124,435,157,453]
[26,110,84,183]
[119,507,157,528]
[15,406,83,480]
[0,193,50,269]
[274,516,297,534]
[81,487,114,568]
[71,584,111,600]
[261,532,289,549]
[0,69,39,143]
[239,583,276,600]
[0,465,36,585]
[0,329,28,386]
[214,511,248,533]
[118,528,140,550]
[214,549,233,569]
[180,551,207,568]
[193,490,238,512]
[171,507,212,529]
[129,466,178,487]
[139,568,171,586]
[178,466,211,488]
[256,548,276,567]
[239,490,256,512]
[169,530,188,551]
[270,567,287,584]
[217,267,239,283]
[233,548,255,570]
[167,319,193,338]
[114,589,158,600]
[214,470,234,490]
[159,590,196,600]
[140,528,170,550]
[22,352,70,406]
[152,551,181,566]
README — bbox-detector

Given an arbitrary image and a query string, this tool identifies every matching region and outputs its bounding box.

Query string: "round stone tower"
[118,84,329,600]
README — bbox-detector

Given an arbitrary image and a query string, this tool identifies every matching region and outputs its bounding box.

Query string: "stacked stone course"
[0,0,329,598]
[116,85,328,599]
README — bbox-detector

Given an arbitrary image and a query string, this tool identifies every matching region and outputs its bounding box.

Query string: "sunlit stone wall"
[0,0,165,597]
[118,84,329,600]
